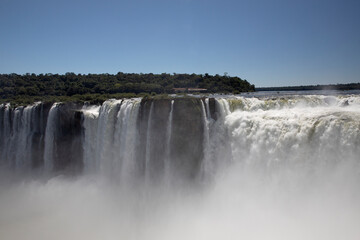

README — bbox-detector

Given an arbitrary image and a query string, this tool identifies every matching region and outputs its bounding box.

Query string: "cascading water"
[43,103,59,173]
[0,104,11,165]
[0,102,46,171]
[82,99,142,181]
[144,101,154,181]
[200,99,211,178]
[0,93,359,240]
[81,104,100,173]
[222,95,360,180]
[164,100,174,180]
[114,99,141,182]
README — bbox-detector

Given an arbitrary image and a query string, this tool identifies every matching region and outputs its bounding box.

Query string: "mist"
[0,95,360,239]
[0,159,359,240]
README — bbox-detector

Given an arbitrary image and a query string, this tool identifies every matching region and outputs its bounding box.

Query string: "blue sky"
[0,0,359,87]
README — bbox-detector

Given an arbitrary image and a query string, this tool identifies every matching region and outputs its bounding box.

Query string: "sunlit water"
[0,92,359,240]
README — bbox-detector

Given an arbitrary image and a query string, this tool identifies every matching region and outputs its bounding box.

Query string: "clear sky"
[0,0,359,87]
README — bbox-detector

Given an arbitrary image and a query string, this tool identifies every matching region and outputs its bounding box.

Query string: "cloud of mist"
[0,159,359,240]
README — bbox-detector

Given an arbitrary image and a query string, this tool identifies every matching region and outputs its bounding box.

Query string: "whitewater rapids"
[0,94,359,240]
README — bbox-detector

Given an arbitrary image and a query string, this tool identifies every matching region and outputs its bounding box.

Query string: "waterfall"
[164,100,174,180]
[216,95,360,180]
[0,103,43,171]
[225,101,360,168]
[96,100,122,174]
[216,98,231,117]
[43,103,59,173]
[14,106,33,169]
[1,94,360,240]
[0,94,358,179]
[205,98,211,119]
[114,98,141,182]
[200,99,211,178]
[144,101,154,181]
[0,104,11,165]
[81,98,141,180]
[7,107,24,169]
[81,104,100,173]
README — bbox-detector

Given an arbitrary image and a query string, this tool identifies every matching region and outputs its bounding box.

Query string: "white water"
[82,99,141,180]
[145,101,154,181]
[114,99,141,182]
[0,103,42,171]
[81,104,100,173]
[43,103,59,173]
[0,104,11,165]
[0,94,360,240]
[14,106,33,169]
[6,107,24,169]
[200,99,210,177]
[164,100,174,180]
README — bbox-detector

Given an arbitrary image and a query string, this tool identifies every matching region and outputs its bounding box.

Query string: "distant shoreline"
[256,82,360,92]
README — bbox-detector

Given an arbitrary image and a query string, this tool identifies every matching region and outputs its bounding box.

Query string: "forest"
[0,72,255,105]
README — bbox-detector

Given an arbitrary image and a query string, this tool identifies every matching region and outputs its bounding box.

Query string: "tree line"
[0,72,255,105]
[256,83,360,92]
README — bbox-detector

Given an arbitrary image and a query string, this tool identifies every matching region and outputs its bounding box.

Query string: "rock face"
[137,99,171,181]
[170,99,204,180]
[28,102,51,169]
[52,103,83,173]
[134,98,205,182]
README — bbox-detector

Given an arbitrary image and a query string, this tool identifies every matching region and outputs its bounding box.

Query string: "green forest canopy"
[0,72,255,105]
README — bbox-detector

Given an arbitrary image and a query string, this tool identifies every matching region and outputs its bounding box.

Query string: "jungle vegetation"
[0,72,255,105]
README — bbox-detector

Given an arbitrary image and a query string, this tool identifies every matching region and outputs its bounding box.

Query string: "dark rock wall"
[30,102,51,169]
[52,103,83,174]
